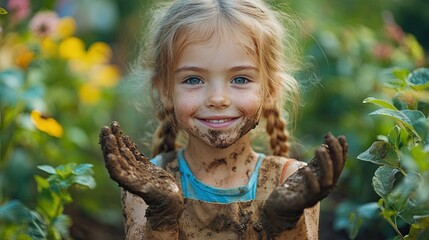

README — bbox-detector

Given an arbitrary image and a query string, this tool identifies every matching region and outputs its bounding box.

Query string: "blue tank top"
[151,149,265,204]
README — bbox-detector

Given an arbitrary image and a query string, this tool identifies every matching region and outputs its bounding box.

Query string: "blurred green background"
[1,0,428,239]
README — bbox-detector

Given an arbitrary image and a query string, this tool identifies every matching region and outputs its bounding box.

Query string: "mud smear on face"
[205,117,259,149]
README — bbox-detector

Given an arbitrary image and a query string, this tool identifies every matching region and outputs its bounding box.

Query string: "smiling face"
[171,34,263,149]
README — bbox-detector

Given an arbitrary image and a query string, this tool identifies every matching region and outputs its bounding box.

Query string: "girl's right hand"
[99,121,184,231]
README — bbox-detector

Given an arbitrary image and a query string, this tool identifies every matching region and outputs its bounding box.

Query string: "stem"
[384,216,404,239]
[398,167,407,176]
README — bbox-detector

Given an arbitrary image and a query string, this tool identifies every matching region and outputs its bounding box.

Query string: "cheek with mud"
[206,116,259,149]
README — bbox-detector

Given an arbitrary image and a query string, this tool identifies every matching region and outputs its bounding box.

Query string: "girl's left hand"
[263,133,348,232]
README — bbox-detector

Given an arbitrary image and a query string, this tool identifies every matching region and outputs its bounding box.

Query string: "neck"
[184,134,258,188]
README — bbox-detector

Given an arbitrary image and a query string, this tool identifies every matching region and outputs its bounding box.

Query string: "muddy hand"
[263,133,348,232]
[99,121,184,230]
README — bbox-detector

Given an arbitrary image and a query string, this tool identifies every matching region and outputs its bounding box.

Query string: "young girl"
[100,0,348,239]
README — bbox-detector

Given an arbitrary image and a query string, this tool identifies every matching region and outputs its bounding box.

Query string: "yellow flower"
[89,65,120,87]
[56,17,76,39]
[86,42,112,65]
[40,37,58,58]
[30,110,64,138]
[59,37,85,59]
[15,48,35,69]
[79,83,100,104]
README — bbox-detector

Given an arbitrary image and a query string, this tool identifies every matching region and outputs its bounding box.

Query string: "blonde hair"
[139,0,301,157]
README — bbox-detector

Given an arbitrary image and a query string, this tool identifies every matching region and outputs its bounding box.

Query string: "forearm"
[271,203,320,240]
[122,190,179,240]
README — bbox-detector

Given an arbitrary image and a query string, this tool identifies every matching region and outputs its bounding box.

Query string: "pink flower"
[373,43,393,61]
[7,0,30,24]
[29,11,59,37]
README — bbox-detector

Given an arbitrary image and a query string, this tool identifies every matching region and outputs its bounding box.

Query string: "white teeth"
[207,119,230,124]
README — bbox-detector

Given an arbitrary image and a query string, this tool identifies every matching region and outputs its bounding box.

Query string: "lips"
[198,117,239,128]
[206,119,232,124]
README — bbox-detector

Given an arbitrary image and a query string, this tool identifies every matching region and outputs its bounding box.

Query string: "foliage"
[351,67,429,239]
[0,163,95,240]
[0,1,122,237]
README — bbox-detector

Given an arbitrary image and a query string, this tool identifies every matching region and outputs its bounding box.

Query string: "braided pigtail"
[151,108,178,157]
[263,105,290,158]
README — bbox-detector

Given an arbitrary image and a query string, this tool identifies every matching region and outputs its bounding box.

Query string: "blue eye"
[184,77,203,85]
[231,77,249,84]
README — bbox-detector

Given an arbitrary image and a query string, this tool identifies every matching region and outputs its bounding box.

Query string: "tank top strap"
[256,156,301,200]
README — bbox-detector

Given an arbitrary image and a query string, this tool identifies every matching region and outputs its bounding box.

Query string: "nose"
[205,83,231,109]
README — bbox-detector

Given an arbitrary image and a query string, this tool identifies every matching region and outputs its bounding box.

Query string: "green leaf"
[387,126,401,147]
[357,141,400,168]
[72,163,94,175]
[37,189,63,220]
[384,68,408,89]
[37,165,57,175]
[392,68,410,81]
[363,97,398,110]
[52,214,72,238]
[73,175,96,189]
[348,202,380,239]
[0,200,32,223]
[399,199,429,225]
[412,117,429,146]
[369,108,424,140]
[402,147,429,173]
[348,212,363,239]
[414,216,429,240]
[54,164,75,179]
[34,175,50,192]
[402,110,427,141]
[372,166,399,199]
[28,211,47,240]
[370,108,412,127]
[390,172,420,212]
[0,7,7,14]
[407,68,429,90]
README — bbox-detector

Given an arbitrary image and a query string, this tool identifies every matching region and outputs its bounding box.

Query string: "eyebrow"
[174,65,259,74]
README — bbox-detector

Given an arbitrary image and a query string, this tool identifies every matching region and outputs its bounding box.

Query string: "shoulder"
[257,155,307,197]
[151,150,182,189]
[261,155,307,184]
[260,155,306,177]
[151,151,179,174]
[151,151,177,168]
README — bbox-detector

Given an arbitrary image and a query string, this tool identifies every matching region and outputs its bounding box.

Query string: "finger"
[102,135,124,175]
[110,121,126,150]
[316,147,333,188]
[99,126,111,144]
[325,133,343,180]
[122,135,149,163]
[103,134,120,157]
[110,122,142,166]
[339,135,348,163]
[110,122,136,164]
[302,166,320,195]
[99,126,114,151]
[106,153,130,182]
